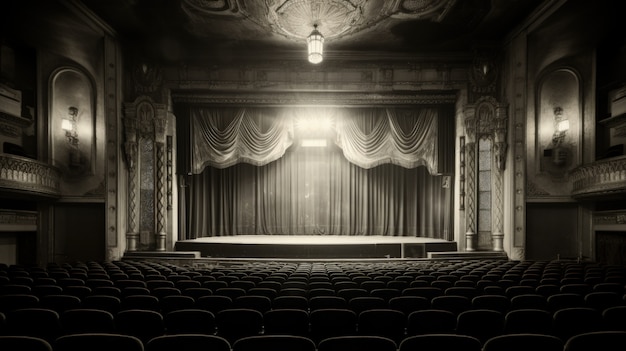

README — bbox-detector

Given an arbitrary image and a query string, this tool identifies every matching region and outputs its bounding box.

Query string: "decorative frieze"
[570,156,626,197]
[0,154,61,197]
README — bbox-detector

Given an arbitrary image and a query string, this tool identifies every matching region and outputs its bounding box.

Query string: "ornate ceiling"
[79,0,545,62]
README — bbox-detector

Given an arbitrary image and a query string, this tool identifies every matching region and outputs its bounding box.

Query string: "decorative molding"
[172,91,458,107]
[181,0,456,42]
[526,180,551,196]
[0,154,61,197]
[593,210,626,226]
[0,210,37,232]
[570,156,626,198]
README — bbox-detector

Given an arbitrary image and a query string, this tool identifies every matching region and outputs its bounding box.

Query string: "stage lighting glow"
[301,139,327,147]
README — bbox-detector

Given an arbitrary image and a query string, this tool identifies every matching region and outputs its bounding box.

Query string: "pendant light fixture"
[307,24,324,64]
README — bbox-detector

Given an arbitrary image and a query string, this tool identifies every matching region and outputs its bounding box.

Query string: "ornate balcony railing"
[0,153,61,197]
[570,155,626,198]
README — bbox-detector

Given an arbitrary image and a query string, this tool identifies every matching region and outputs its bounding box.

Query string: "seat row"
[2,305,626,345]
[1,288,625,317]
[1,330,626,351]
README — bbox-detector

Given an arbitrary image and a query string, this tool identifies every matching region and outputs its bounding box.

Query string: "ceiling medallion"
[270,0,364,41]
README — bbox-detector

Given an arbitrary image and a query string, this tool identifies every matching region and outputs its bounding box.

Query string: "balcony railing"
[0,153,61,197]
[570,155,626,198]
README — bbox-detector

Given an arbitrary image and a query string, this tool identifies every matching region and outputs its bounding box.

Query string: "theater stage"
[174,235,458,259]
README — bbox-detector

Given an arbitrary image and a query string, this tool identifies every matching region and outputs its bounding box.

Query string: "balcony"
[0,153,61,198]
[570,156,626,199]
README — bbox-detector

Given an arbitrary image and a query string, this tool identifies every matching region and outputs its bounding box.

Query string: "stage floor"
[175,235,458,259]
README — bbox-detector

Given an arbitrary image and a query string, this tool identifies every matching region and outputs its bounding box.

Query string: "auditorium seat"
[509,293,547,311]
[216,308,264,344]
[54,333,144,351]
[233,335,316,351]
[115,309,166,343]
[272,295,308,310]
[246,287,277,299]
[471,294,509,313]
[399,334,482,351]
[60,308,116,335]
[39,294,81,313]
[307,288,336,298]
[551,307,603,341]
[263,309,310,337]
[504,308,553,335]
[309,296,347,311]
[401,287,442,300]
[430,295,471,315]
[482,333,563,351]
[164,308,216,335]
[146,334,231,351]
[0,294,39,315]
[370,288,402,302]
[0,335,53,351]
[31,284,64,297]
[309,308,357,343]
[160,295,196,314]
[348,296,387,314]
[584,291,623,311]
[317,335,397,351]
[357,309,406,344]
[602,305,626,331]
[233,295,272,313]
[546,293,585,312]
[388,296,430,315]
[563,331,626,351]
[456,309,504,344]
[406,309,456,336]
[120,294,160,312]
[5,308,61,343]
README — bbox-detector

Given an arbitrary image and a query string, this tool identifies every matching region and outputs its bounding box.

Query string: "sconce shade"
[307,25,324,64]
[556,119,570,133]
[61,118,73,131]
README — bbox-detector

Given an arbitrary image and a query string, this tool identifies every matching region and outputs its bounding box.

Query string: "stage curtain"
[180,106,453,239]
[184,145,450,238]
[190,107,294,173]
[334,108,438,173]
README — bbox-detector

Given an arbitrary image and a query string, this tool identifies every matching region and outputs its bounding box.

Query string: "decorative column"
[123,96,168,252]
[154,117,167,251]
[123,118,139,252]
[464,111,477,251]
[492,105,508,251]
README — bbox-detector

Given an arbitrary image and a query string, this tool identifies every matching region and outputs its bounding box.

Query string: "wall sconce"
[544,106,569,166]
[62,106,81,166]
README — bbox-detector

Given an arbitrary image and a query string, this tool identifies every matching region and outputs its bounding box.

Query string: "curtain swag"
[191,106,439,174]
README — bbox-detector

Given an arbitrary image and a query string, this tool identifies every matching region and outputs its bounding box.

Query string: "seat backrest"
[60,308,116,335]
[146,334,230,351]
[564,331,626,351]
[263,308,310,336]
[399,334,481,351]
[0,335,53,351]
[164,308,216,335]
[232,335,316,351]
[318,335,397,351]
[406,309,456,335]
[483,333,563,351]
[54,333,144,351]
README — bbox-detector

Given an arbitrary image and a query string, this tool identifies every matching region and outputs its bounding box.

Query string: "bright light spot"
[301,139,327,147]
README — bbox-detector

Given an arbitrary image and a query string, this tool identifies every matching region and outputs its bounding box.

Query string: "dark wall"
[526,202,579,260]
[53,203,105,263]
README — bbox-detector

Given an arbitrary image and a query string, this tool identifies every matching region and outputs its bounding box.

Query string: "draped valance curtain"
[179,105,453,239]
[190,107,439,174]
